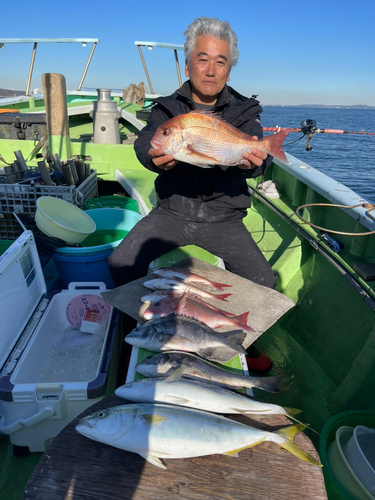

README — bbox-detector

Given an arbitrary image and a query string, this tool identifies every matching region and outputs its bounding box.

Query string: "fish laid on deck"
[144,293,256,333]
[115,378,300,417]
[152,267,232,291]
[136,351,281,393]
[143,277,231,301]
[151,109,292,168]
[125,314,246,363]
[75,403,321,469]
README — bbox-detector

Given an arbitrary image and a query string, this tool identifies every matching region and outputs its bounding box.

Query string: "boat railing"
[0,38,99,96]
[134,41,184,95]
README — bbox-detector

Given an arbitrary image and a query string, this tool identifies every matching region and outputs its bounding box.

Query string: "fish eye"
[162,128,170,136]
[97,411,106,418]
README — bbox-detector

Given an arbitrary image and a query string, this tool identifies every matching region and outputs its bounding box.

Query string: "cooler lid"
[0,229,46,370]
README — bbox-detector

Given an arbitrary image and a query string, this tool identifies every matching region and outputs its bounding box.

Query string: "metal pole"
[26,42,38,96]
[174,49,182,87]
[137,45,154,94]
[77,42,97,91]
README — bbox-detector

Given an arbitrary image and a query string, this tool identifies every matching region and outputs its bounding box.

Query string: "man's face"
[185,35,231,105]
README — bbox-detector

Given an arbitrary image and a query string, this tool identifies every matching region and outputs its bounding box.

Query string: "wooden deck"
[24,394,327,500]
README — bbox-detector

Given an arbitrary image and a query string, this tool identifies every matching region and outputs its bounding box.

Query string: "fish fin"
[234,312,256,333]
[186,144,221,164]
[222,331,247,354]
[251,375,282,394]
[166,365,186,382]
[261,129,293,163]
[141,414,168,424]
[284,407,302,417]
[215,293,232,301]
[284,410,321,436]
[223,438,266,457]
[210,281,232,291]
[276,424,322,466]
[200,346,243,363]
[164,395,190,405]
[142,453,168,469]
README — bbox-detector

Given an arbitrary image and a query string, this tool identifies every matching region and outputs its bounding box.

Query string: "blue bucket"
[52,250,115,288]
[52,208,142,288]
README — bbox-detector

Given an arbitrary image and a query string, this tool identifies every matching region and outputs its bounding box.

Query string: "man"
[108,17,275,371]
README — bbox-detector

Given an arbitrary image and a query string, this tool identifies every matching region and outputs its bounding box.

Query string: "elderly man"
[109,17,276,371]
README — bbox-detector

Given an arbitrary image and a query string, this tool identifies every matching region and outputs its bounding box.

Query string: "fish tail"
[275,424,322,466]
[284,409,321,436]
[224,331,247,354]
[250,375,281,393]
[284,407,302,416]
[262,129,292,163]
[211,281,232,291]
[234,312,256,333]
[216,293,232,301]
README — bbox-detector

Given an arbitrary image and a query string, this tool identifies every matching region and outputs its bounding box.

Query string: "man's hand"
[238,136,268,170]
[149,147,177,170]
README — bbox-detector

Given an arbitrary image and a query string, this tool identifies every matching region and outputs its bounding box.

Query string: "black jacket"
[134,81,271,222]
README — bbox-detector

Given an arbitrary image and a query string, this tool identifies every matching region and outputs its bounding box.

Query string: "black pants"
[108,207,277,289]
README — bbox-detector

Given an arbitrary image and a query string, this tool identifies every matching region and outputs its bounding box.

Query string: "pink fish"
[176,295,256,333]
[151,109,292,168]
[152,267,231,292]
[143,294,255,333]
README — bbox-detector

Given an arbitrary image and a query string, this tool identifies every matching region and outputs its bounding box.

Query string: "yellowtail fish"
[152,267,231,291]
[76,403,321,469]
[116,378,300,417]
[136,351,281,394]
[151,109,293,168]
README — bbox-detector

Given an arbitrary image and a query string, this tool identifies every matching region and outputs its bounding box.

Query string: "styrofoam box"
[0,229,120,452]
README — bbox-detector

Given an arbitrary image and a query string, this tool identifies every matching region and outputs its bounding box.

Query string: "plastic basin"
[320,410,375,500]
[36,196,96,244]
[84,195,139,212]
[53,208,143,256]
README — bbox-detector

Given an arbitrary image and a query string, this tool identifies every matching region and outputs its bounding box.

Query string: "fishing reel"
[300,119,317,151]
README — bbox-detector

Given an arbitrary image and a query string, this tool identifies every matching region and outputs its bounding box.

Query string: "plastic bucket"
[84,196,139,212]
[53,208,143,256]
[52,208,142,288]
[52,250,114,289]
[319,410,375,500]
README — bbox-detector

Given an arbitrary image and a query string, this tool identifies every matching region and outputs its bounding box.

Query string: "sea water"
[261,106,375,203]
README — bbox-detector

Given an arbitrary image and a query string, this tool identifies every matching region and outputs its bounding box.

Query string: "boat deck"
[23,394,327,500]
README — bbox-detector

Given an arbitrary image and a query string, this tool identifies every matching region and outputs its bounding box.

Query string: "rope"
[295,202,375,236]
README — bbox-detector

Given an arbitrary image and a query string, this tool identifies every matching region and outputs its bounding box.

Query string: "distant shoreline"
[0,88,374,109]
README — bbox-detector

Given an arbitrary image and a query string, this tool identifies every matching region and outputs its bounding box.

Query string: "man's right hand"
[148,147,177,170]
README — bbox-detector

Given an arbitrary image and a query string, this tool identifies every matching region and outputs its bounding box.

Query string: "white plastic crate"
[0,170,97,240]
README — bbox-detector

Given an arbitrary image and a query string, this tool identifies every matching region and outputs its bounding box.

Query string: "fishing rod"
[263,119,375,151]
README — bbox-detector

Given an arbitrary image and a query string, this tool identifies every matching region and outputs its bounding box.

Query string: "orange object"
[0,109,20,113]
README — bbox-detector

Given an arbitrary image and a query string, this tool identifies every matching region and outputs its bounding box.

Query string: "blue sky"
[1,0,374,106]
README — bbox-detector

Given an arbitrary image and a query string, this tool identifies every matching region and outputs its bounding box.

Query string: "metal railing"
[0,38,99,95]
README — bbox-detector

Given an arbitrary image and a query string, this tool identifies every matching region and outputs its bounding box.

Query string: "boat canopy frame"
[134,41,184,95]
[0,38,99,96]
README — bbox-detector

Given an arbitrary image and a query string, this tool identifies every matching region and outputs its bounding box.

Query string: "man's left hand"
[238,136,268,169]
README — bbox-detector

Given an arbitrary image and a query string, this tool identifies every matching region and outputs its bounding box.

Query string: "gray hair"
[184,17,239,69]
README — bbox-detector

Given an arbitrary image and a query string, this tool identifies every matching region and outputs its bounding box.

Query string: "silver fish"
[76,403,321,469]
[135,351,281,394]
[125,314,246,363]
[143,278,231,301]
[152,267,232,291]
[115,378,301,417]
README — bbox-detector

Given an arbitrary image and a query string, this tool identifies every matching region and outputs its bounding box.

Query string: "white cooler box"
[0,229,121,453]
